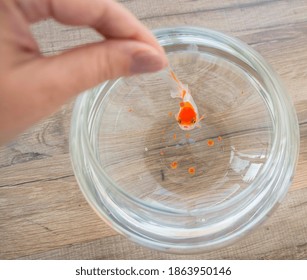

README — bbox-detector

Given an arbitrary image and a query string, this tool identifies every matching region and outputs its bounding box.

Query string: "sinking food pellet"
[188,167,196,175]
[217,136,222,142]
[207,139,215,147]
[173,133,177,140]
[170,161,178,169]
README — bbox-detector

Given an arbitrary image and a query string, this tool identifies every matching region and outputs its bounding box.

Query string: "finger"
[5,39,167,116]
[38,39,167,93]
[16,0,164,54]
[1,39,166,143]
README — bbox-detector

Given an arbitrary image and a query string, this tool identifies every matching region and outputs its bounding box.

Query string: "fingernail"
[131,50,167,74]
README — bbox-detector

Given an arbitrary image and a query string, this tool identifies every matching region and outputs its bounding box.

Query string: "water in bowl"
[96,44,273,213]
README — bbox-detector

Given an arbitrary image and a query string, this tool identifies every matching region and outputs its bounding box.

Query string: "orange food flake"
[217,136,223,142]
[188,167,196,175]
[207,139,215,147]
[168,111,173,117]
[185,133,190,138]
[160,150,165,156]
[128,108,133,112]
[173,133,177,140]
[170,161,178,169]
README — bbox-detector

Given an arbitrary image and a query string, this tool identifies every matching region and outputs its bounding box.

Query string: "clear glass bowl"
[70,27,299,253]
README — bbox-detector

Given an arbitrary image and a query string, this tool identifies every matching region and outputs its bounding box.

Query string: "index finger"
[16,0,164,54]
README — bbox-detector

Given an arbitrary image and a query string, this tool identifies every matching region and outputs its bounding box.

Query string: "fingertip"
[130,47,168,74]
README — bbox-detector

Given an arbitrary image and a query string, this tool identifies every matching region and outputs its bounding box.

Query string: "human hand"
[0,0,168,144]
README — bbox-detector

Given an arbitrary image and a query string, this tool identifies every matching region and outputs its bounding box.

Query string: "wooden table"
[1,0,307,260]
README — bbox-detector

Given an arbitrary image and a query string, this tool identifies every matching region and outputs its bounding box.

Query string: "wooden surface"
[1,0,307,259]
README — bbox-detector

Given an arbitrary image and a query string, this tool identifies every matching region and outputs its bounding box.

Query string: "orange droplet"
[185,133,190,138]
[217,136,222,142]
[168,111,173,117]
[170,161,178,169]
[188,167,196,175]
[207,139,215,147]
[173,133,177,140]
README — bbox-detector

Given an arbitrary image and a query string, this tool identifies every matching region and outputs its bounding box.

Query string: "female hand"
[0,0,167,144]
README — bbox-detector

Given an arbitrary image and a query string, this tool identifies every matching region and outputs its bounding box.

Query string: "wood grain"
[17,186,307,260]
[1,0,307,259]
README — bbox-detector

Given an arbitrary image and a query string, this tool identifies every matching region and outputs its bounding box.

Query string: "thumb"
[1,39,167,144]
[34,39,168,96]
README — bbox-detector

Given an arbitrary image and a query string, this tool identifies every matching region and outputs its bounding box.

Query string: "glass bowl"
[70,27,299,253]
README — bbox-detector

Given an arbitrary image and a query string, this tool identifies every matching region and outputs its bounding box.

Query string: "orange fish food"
[188,167,196,175]
[207,139,215,147]
[170,161,178,169]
